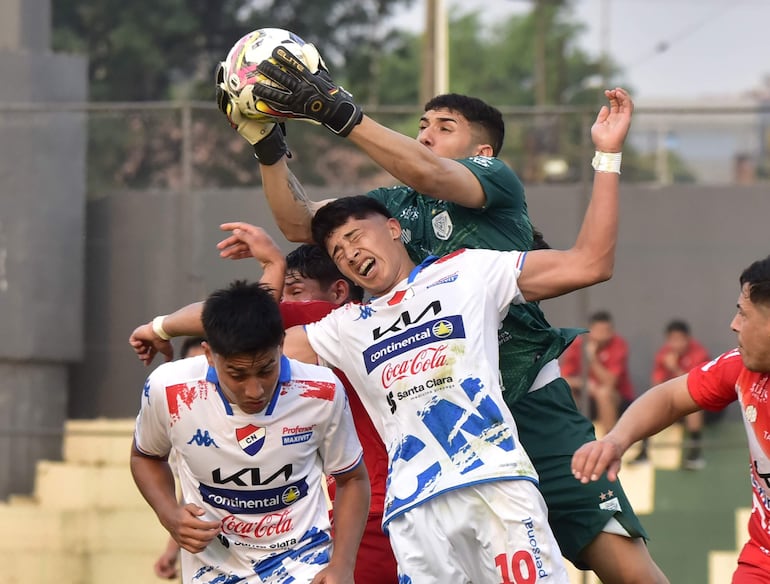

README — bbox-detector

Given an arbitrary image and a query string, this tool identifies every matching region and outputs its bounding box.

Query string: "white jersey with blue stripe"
[305,248,537,527]
[134,354,363,583]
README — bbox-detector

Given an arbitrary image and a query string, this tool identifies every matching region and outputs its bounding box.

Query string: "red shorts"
[354,513,398,584]
[733,561,769,584]
[734,539,770,583]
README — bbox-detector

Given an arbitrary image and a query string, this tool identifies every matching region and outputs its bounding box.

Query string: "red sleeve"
[560,337,582,377]
[686,349,742,411]
[651,346,670,385]
[279,300,338,329]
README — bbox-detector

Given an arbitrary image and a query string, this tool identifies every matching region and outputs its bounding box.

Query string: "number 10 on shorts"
[495,551,537,584]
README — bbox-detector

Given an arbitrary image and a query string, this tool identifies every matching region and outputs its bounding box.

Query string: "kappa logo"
[355,304,375,321]
[188,429,219,448]
[236,424,266,456]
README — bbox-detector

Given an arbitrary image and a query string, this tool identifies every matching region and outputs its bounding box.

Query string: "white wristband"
[591,151,622,174]
[152,315,171,341]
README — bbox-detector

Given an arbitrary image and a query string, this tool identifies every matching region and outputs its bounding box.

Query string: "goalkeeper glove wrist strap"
[253,124,289,165]
[325,103,364,137]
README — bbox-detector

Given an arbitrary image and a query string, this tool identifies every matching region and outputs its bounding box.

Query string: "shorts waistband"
[527,359,561,393]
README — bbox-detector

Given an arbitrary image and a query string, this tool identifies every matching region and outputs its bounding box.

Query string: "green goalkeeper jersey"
[367,155,581,403]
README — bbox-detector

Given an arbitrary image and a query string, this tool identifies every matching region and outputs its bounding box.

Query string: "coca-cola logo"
[381,345,448,388]
[220,510,294,539]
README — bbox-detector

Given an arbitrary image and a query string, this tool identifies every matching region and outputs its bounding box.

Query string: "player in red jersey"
[571,255,770,583]
[650,319,711,469]
[561,311,634,436]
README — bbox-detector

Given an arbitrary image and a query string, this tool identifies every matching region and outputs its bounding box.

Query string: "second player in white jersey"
[135,353,363,583]
[305,248,537,526]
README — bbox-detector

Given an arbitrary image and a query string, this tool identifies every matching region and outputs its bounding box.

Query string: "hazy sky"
[389,0,770,101]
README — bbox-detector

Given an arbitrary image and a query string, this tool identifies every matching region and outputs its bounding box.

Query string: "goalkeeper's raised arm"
[254,48,495,205]
[218,45,632,246]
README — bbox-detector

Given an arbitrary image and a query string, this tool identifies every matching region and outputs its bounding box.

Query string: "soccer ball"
[222,28,319,122]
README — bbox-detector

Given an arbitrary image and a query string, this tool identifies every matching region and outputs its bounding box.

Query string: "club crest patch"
[236,424,266,456]
[431,210,453,241]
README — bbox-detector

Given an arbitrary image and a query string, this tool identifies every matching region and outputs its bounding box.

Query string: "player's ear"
[202,341,215,367]
[476,143,493,157]
[330,279,350,304]
[386,217,402,240]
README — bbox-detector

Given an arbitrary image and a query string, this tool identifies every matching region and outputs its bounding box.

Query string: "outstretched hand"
[571,435,625,484]
[129,322,174,367]
[591,87,634,153]
[217,222,283,263]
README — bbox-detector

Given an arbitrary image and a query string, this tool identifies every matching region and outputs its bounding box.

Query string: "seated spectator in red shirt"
[561,311,634,436]
[649,319,711,469]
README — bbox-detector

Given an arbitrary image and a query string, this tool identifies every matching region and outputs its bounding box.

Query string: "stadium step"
[0,418,170,584]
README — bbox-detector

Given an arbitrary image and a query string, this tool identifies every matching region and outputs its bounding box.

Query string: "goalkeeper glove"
[215,63,289,165]
[251,47,363,137]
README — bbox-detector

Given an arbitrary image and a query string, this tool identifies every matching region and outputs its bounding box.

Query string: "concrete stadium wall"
[69,184,769,423]
[0,0,88,498]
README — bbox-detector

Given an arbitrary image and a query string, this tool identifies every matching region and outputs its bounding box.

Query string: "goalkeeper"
[216,47,667,584]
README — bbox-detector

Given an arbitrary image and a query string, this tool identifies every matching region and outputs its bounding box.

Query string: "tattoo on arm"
[287,171,314,218]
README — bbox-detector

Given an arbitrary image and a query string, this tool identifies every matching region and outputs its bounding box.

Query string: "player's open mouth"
[359,258,375,276]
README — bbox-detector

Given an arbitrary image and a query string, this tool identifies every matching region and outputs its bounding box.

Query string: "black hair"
[665,320,690,336]
[180,336,206,358]
[589,310,613,324]
[201,280,284,357]
[740,255,770,307]
[424,93,505,156]
[285,243,364,302]
[311,195,393,251]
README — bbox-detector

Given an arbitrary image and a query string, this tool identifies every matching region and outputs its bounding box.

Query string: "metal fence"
[3,100,767,195]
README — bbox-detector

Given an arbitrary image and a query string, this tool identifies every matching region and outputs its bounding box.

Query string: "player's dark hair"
[202,280,284,357]
[740,255,770,307]
[665,320,690,335]
[180,336,206,358]
[311,195,393,251]
[589,310,613,324]
[286,244,364,302]
[424,93,505,156]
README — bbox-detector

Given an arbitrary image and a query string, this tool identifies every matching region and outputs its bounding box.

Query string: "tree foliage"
[53,0,414,101]
[55,0,683,187]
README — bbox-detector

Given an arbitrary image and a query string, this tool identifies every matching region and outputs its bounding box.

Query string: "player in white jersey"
[130,171,619,582]
[131,281,369,584]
